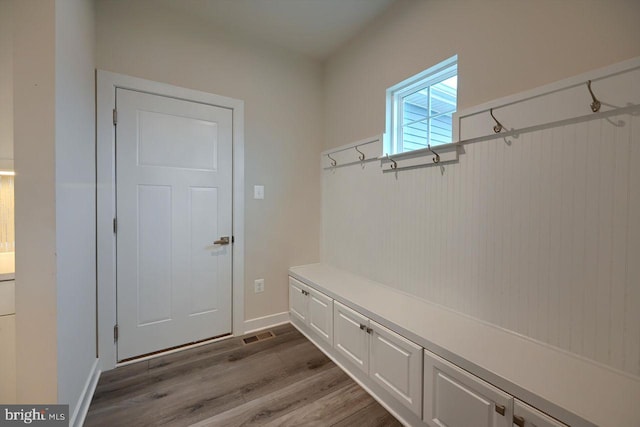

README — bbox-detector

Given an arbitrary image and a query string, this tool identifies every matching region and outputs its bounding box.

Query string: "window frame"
[385,55,458,155]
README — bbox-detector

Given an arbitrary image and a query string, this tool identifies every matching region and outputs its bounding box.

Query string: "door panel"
[424,349,513,427]
[137,110,218,170]
[370,321,423,417]
[116,88,233,360]
[333,301,369,374]
[137,184,172,325]
[308,288,333,345]
[189,187,220,315]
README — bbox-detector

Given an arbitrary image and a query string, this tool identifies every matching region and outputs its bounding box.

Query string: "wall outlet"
[254,185,264,200]
[254,279,264,293]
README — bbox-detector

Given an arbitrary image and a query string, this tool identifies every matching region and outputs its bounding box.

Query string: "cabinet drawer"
[513,400,568,427]
[333,301,369,374]
[370,320,423,417]
[424,349,513,427]
[308,287,333,345]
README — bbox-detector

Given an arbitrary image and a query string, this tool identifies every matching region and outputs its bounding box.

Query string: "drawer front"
[308,287,334,345]
[424,349,513,427]
[513,400,568,427]
[333,301,369,374]
[288,277,309,324]
[370,320,423,417]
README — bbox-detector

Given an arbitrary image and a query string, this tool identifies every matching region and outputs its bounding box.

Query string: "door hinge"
[113,108,118,125]
[114,324,119,342]
[113,218,117,234]
[232,235,235,243]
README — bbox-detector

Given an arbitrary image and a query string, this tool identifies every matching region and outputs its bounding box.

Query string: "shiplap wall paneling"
[321,63,640,377]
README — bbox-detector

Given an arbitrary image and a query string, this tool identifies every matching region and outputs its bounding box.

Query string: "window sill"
[379,142,459,171]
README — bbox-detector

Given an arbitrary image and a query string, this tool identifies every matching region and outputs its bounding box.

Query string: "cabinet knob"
[359,324,367,330]
[366,327,373,334]
[513,415,525,427]
[495,404,506,416]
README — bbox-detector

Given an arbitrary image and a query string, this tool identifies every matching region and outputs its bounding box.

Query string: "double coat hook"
[490,108,504,133]
[587,80,601,113]
[428,144,440,164]
[385,153,397,170]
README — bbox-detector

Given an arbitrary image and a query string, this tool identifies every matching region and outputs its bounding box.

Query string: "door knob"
[214,236,230,245]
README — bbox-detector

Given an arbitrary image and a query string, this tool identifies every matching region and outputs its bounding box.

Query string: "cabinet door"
[513,400,567,427]
[308,287,333,345]
[333,301,369,374]
[424,349,513,427]
[370,321,423,417]
[289,277,309,324]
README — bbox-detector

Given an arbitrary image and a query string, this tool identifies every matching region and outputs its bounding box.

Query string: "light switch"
[254,185,264,199]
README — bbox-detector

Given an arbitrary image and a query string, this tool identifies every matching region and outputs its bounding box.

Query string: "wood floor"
[85,323,402,426]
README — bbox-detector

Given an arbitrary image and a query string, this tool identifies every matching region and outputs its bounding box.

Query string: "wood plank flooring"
[85,323,401,427]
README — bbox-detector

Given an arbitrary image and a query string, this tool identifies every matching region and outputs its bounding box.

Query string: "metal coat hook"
[355,146,365,161]
[490,108,504,133]
[587,80,601,112]
[327,153,337,167]
[386,153,397,170]
[428,144,440,164]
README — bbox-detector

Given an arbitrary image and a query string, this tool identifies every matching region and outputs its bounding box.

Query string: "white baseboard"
[70,358,101,427]
[243,311,290,335]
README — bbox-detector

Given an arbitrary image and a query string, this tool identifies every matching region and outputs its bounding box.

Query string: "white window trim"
[385,55,458,161]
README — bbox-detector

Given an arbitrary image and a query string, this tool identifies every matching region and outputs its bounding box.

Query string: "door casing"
[96,70,245,371]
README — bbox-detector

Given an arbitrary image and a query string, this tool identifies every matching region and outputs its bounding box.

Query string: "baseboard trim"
[70,358,100,427]
[243,311,290,335]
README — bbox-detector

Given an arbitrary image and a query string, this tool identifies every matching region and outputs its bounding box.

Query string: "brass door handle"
[214,236,230,245]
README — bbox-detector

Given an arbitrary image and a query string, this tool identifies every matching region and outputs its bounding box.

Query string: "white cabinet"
[307,287,333,344]
[424,349,513,427]
[513,400,568,427]
[288,277,333,345]
[334,301,370,374]
[370,320,423,416]
[0,314,16,403]
[333,301,423,417]
[289,277,309,324]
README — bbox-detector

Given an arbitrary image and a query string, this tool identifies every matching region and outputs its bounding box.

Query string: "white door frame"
[96,70,245,371]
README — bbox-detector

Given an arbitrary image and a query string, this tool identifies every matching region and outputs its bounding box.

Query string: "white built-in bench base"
[289,263,640,427]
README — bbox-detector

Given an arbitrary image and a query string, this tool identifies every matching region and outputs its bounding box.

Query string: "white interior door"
[116,88,233,361]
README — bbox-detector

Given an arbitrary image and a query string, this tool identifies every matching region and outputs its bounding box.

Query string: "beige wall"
[55,0,96,417]
[324,0,640,149]
[13,0,58,404]
[95,0,324,320]
[0,0,13,169]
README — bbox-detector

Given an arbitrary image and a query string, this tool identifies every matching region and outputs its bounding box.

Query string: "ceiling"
[157,0,395,60]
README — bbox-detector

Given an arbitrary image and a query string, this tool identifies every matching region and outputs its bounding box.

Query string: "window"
[386,56,457,154]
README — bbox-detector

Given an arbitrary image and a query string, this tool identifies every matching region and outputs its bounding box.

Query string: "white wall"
[55,0,96,417]
[13,0,58,404]
[324,0,640,149]
[95,0,323,321]
[320,1,640,377]
[12,0,97,416]
[0,0,13,170]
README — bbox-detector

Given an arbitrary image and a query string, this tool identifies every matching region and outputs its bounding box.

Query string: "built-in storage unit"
[289,277,333,345]
[423,349,513,427]
[333,301,423,416]
[289,263,639,427]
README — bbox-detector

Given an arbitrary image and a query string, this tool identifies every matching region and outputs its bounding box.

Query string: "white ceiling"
[157,0,395,60]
